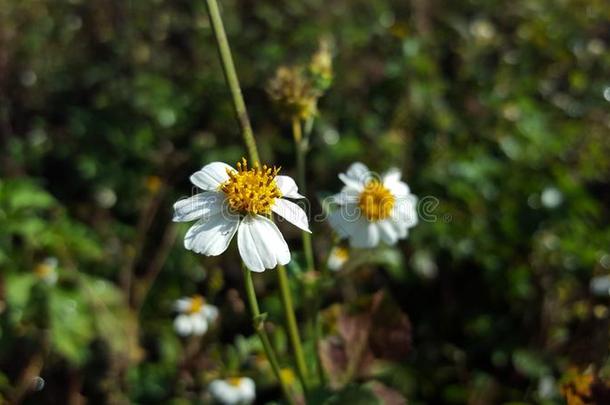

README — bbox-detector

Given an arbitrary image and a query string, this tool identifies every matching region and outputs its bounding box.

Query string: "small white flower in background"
[541,187,563,209]
[590,275,610,297]
[209,377,255,405]
[173,158,310,272]
[327,246,349,271]
[329,162,418,248]
[34,257,58,285]
[173,295,218,337]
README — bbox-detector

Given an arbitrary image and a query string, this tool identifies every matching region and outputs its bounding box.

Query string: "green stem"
[291,118,321,388]
[292,118,315,274]
[242,265,296,405]
[205,0,260,164]
[277,264,309,392]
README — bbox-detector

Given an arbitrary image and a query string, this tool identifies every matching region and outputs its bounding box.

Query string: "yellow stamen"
[332,246,349,261]
[227,377,242,387]
[220,158,282,215]
[34,263,52,278]
[188,295,204,314]
[358,180,395,221]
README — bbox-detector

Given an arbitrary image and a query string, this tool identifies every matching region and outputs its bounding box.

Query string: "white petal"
[387,180,411,199]
[184,211,240,256]
[383,168,410,198]
[330,187,360,205]
[174,314,193,336]
[382,167,402,184]
[210,381,240,404]
[174,298,191,312]
[239,378,256,402]
[237,215,290,272]
[190,162,234,191]
[173,192,224,222]
[377,219,399,245]
[203,305,219,323]
[275,175,304,199]
[338,162,371,190]
[328,203,362,238]
[391,195,419,228]
[349,218,380,248]
[272,198,311,233]
[190,314,208,335]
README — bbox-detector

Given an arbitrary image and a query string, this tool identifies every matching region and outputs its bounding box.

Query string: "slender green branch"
[277,264,309,392]
[204,1,296,401]
[292,118,315,274]
[242,265,296,405]
[205,0,260,164]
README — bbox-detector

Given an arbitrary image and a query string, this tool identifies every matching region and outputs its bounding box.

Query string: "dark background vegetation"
[1,0,610,403]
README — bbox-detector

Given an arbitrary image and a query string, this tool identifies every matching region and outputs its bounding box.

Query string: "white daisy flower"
[327,246,349,271]
[329,162,418,248]
[173,295,218,337]
[34,257,58,285]
[209,377,256,405]
[173,158,310,272]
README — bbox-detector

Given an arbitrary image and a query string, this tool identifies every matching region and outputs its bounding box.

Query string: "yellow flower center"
[332,247,349,261]
[188,295,204,314]
[227,377,242,387]
[34,263,52,278]
[358,180,395,221]
[220,158,282,215]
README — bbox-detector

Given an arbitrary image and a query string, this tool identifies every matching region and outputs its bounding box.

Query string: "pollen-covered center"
[188,295,204,314]
[227,377,242,387]
[220,158,282,215]
[358,180,395,221]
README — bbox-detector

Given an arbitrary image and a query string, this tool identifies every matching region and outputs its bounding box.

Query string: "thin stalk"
[205,1,294,401]
[291,117,321,388]
[292,118,315,273]
[277,264,309,392]
[205,0,260,164]
[242,265,296,405]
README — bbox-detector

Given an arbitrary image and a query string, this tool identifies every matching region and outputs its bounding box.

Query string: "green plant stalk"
[205,1,295,401]
[291,118,315,275]
[242,265,296,405]
[277,264,309,392]
[205,0,260,165]
[291,118,322,387]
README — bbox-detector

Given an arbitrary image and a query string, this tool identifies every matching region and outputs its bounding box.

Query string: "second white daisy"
[329,162,418,248]
[173,158,310,272]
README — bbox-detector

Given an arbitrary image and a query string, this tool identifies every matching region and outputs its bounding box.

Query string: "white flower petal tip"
[238,215,291,272]
[172,192,224,222]
[337,161,372,190]
[275,175,305,199]
[329,163,418,249]
[190,162,235,190]
[272,198,311,233]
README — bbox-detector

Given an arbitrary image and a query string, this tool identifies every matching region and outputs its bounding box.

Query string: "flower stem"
[277,264,309,392]
[242,265,296,405]
[204,0,260,165]
[292,118,315,274]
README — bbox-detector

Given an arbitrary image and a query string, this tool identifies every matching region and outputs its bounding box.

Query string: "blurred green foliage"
[1,0,610,403]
